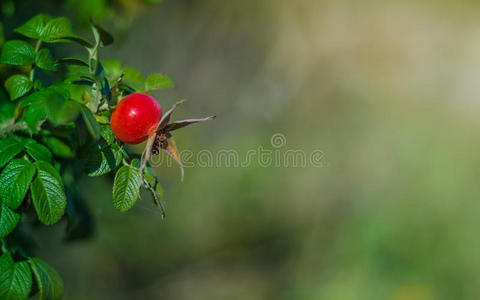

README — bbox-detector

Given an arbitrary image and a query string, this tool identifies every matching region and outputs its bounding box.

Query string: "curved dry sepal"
[163,136,184,181]
[140,99,215,182]
[139,132,156,184]
[164,115,216,132]
[156,99,186,132]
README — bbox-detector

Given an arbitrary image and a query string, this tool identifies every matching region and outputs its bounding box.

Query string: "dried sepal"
[163,136,184,181]
[138,132,156,184]
[164,116,216,132]
[138,99,215,181]
[156,99,186,132]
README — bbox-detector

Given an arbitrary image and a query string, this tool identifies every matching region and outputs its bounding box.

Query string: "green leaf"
[123,67,145,90]
[64,64,90,82]
[33,80,43,90]
[100,125,114,146]
[118,83,135,95]
[0,252,13,271]
[47,99,80,126]
[131,158,141,169]
[50,85,70,103]
[19,89,47,109]
[0,159,36,209]
[95,60,105,79]
[23,103,46,132]
[5,74,32,100]
[15,14,92,48]
[24,140,52,162]
[101,78,112,101]
[102,59,122,79]
[0,202,21,238]
[30,161,66,225]
[45,87,72,125]
[35,48,57,71]
[112,165,140,212]
[145,73,174,91]
[143,165,156,186]
[41,17,72,41]
[0,138,24,168]
[80,105,100,140]
[94,114,109,124]
[14,14,52,39]
[90,124,114,150]
[56,57,88,67]
[46,124,75,138]
[90,18,113,47]
[42,136,73,158]
[0,40,35,66]
[49,34,93,48]
[84,144,122,177]
[0,259,32,300]
[19,85,76,128]
[0,100,16,122]
[28,257,64,300]
[21,84,67,108]
[34,85,77,125]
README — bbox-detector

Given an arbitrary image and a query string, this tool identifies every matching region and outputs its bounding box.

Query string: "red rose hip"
[110,93,162,144]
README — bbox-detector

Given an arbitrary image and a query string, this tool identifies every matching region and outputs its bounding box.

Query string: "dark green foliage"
[31,161,66,226]
[28,258,63,300]
[35,49,57,72]
[112,165,141,212]
[0,14,174,299]
[24,140,53,162]
[0,202,20,238]
[0,139,24,168]
[84,143,123,177]
[0,253,32,300]
[79,104,100,140]
[5,75,32,100]
[0,159,36,209]
[145,73,174,91]
[0,40,35,66]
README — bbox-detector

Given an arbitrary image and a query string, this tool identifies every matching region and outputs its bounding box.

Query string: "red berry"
[110,93,162,144]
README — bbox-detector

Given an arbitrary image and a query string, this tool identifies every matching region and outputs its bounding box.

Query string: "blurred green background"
[4,0,480,299]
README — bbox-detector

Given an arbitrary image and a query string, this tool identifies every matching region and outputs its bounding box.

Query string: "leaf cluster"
[0,14,173,299]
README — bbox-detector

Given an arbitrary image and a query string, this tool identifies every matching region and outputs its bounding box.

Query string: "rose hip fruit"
[110,93,162,144]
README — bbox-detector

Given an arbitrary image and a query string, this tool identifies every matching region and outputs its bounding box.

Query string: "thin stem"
[143,178,166,219]
[0,239,7,253]
[88,39,100,76]
[87,37,102,112]
[29,40,42,82]
[34,39,42,52]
